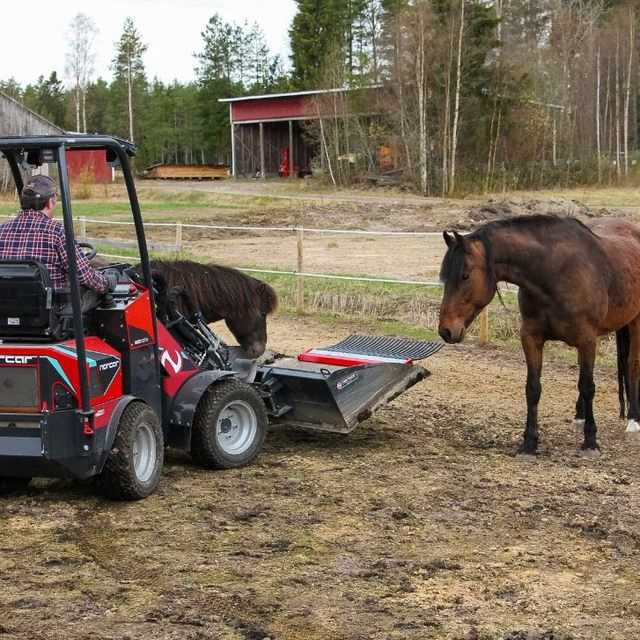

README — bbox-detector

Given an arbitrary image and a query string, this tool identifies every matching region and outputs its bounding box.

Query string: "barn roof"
[218,87,353,104]
[219,87,381,124]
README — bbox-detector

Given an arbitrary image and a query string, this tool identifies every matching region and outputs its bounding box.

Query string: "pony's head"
[224,280,279,359]
[438,230,496,343]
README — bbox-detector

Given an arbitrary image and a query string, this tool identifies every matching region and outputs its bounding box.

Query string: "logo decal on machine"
[336,371,358,391]
[97,356,120,392]
[0,355,38,365]
[160,348,183,375]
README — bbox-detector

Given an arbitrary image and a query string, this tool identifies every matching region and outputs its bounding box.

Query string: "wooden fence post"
[175,221,183,257]
[479,307,489,343]
[296,227,304,314]
[79,216,86,241]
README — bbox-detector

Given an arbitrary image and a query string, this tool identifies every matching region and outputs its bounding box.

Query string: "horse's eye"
[461,272,470,280]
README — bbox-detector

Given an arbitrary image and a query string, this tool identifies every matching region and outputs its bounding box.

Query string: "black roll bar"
[0,134,161,431]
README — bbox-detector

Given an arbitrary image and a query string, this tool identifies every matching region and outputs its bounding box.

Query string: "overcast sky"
[1,0,297,88]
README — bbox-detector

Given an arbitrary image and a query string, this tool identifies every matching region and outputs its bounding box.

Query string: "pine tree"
[111,17,148,142]
[289,0,350,88]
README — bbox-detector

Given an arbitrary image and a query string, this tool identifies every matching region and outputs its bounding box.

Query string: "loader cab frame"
[0,135,161,428]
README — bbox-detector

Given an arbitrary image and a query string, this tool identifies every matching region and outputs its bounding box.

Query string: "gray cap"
[22,175,56,198]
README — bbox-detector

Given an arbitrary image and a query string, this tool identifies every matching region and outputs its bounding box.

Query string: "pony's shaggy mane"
[149,259,278,318]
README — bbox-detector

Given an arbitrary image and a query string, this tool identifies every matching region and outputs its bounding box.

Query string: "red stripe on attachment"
[298,349,412,366]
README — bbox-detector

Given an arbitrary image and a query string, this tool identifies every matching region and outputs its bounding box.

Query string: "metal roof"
[219,87,362,103]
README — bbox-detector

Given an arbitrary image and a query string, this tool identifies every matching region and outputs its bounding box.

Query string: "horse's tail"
[616,325,630,419]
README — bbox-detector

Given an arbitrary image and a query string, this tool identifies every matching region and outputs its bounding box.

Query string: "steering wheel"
[78,241,97,261]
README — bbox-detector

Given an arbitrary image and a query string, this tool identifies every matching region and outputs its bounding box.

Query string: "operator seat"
[0,260,65,341]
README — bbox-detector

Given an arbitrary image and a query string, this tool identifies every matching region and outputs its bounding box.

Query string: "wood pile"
[144,164,230,180]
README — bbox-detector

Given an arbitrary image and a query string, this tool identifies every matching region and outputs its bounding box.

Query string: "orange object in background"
[379,146,393,170]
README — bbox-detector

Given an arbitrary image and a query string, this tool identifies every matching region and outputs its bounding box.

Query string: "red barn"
[220,88,382,179]
[66,149,112,184]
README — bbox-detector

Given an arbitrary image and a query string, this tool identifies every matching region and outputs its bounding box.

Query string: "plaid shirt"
[0,209,108,293]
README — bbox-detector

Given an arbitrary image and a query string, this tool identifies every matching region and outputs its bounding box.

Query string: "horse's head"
[438,230,495,344]
[224,281,278,359]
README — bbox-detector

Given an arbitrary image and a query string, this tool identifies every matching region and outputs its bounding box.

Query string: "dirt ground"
[3,187,640,640]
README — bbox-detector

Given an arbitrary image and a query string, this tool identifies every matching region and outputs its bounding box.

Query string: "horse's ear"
[453,231,471,254]
[443,231,455,248]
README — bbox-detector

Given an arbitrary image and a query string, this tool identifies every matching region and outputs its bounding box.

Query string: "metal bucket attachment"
[257,335,442,433]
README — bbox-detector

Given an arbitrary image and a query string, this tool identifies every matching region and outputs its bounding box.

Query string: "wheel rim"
[132,422,157,482]
[216,399,257,455]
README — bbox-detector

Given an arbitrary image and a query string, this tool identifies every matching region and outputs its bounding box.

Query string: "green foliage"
[22,72,66,127]
[289,0,349,88]
[3,0,640,194]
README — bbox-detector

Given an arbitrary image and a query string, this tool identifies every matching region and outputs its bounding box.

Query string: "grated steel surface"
[315,334,443,361]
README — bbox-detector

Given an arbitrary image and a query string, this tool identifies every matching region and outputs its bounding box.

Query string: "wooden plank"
[144,164,229,180]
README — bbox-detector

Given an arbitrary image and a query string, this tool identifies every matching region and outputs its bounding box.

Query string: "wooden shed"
[0,91,65,190]
[220,88,384,179]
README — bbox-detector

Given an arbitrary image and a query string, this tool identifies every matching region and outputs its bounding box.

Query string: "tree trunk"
[128,67,134,142]
[75,85,81,132]
[81,87,87,133]
[449,0,465,196]
[416,8,428,194]
[596,47,601,183]
[615,32,621,180]
[624,8,634,177]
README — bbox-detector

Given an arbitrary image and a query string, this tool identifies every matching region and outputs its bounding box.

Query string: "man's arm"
[55,229,109,293]
[74,242,109,293]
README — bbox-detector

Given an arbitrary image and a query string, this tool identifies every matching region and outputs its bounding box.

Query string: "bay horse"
[438,214,640,458]
[145,260,278,359]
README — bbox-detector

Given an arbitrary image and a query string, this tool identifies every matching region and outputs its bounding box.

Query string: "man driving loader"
[0,174,117,311]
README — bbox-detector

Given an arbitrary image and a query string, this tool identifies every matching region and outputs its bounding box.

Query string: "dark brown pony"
[147,260,278,359]
[438,214,640,458]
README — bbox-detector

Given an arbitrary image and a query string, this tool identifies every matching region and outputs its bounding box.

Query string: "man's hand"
[103,268,119,292]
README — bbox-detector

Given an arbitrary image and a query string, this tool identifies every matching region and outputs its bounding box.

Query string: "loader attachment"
[256,335,442,433]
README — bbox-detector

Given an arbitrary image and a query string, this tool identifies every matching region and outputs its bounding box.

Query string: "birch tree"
[65,13,98,133]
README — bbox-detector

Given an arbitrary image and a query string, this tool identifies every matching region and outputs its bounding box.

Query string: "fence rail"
[0,214,491,341]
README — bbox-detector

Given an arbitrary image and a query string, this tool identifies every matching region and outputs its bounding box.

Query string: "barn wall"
[232,96,307,122]
[233,121,315,178]
[66,150,112,184]
[0,92,65,191]
[0,92,64,137]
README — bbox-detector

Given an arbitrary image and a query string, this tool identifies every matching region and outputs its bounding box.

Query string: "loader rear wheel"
[0,477,30,495]
[97,402,164,500]
[190,379,267,469]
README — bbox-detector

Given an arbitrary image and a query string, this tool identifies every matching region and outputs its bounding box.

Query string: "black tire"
[190,378,267,470]
[96,402,164,500]
[0,477,30,495]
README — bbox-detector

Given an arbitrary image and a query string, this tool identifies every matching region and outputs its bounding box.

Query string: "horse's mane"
[440,215,595,287]
[148,259,278,317]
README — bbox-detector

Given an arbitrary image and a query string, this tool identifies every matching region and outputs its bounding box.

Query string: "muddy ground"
[3,188,640,640]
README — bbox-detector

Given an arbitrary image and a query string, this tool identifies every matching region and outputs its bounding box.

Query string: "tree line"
[1,1,639,195]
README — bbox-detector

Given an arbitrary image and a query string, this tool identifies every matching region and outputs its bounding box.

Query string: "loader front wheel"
[97,402,164,500]
[191,379,267,469]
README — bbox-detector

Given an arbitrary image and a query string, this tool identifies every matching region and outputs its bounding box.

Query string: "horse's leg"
[573,395,585,433]
[517,331,544,459]
[624,322,640,436]
[576,340,600,456]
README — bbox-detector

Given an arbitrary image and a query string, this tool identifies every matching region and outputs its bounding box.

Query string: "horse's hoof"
[625,420,640,437]
[515,452,537,462]
[572,418,585,433]
[580,447,601,458]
